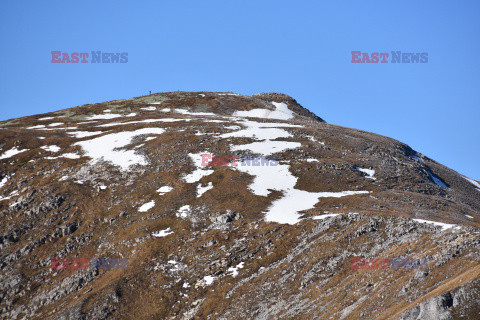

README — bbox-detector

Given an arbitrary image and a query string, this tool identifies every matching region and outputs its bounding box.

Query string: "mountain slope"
[0,92,479,319]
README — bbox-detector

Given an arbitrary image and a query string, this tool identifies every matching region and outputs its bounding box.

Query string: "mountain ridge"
[1,91,479,319]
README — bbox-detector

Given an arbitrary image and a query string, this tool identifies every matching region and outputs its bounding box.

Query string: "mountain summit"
[1,92,479,319]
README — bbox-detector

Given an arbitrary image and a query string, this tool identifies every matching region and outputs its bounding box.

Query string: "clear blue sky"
[1,1,479,180]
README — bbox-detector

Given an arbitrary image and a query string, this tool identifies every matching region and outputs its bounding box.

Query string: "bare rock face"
[0,91,479,319]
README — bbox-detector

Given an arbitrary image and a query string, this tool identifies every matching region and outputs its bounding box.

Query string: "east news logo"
[351,51,428,63]
[51,51,128,63]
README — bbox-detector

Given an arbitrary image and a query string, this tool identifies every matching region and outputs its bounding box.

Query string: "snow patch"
[141,106,156,111]
[41,145,61,153]
[157,186,173,195]
[232,102,294,120]
[412,155,424,162]
[176,205,191,218]
[203,275,215,285]
[183,153,215,183]
[413,219,460,231]
[39,117,55,121]
[138,200,155,212]
[152,227,174,237]
[197,182,213,197]
[427,171,449,189]
[464,176,480,192]
[227,262,244,277]
[356,167,376,180]
[312,213,341,220]
[0,176,8,189]
[74,128,165,170]
[84,113,123,120]
[0,147,29,160]
[67,131,103,138]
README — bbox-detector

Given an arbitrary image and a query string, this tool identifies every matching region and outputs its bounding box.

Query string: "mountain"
[1,92,479,320]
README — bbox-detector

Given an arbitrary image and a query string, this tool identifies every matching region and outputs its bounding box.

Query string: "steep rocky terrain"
[0,92,479,319]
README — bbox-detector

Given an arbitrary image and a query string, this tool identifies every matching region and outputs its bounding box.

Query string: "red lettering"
[61,52,71,63]
[361,53,371,63]
[201,154,211,166]
[51,51,62,63]
[351,51,361,63]
[79,52,89,63]
[379,52,389,63]
[71,52,79,63]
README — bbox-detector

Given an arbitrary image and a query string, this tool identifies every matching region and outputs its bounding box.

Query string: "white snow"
[412,155,424,162]
[428,171,449,188]
[227,262,244,277]
[152,227,174,237]
[199,94,205,97]
[305,159,319,163]
[232,102,294,120]
[41,145,61,153]
[0,190,19,202]
[197,182,213,197]
[464,176,480,192]
[160,108,170,112]
[150,102,163,105]
[229,157,370,224]
[183,153,215,183]
[465,215,474,219]
[0,147,29,160]
[84,113,123,120]
[48,122,64,127]
[176,205,191,218]
[45,153,81,160]
[141,106,156,111]
[39,117,55,121]
[183,282,190,288]
[26,125,46,129]
[67,131,103,138]
[184,168,214,183]
[74,128,165,170]
[220,119,302,155]
[413,219,461,231]
[97,118,190,127]
[174,109,217,117]
[356,167,376,180]
[312,213,341,220]
[203,275,214,285]
[157,186,173,195]
[104,109,111,113]
[0,176,8,189]
[217,118,370,224]
[138,200,155,212]
[265,190,369,224]
[61,153,81,159]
